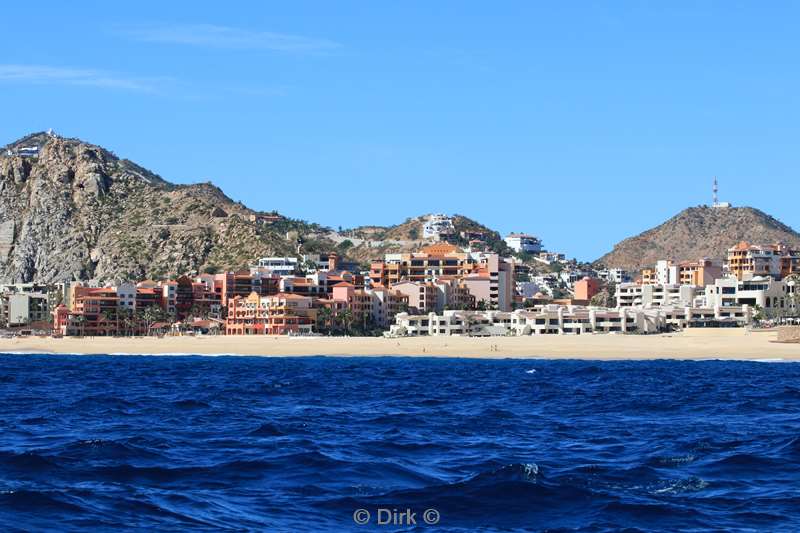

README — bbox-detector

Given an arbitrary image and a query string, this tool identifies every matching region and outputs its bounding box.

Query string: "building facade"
[504,233,542,254]
[725,242,800,280]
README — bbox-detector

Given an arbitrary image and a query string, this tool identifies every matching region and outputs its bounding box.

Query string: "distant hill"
[0,132,333,283]
[595,206,800,270]
[336,214,509,263]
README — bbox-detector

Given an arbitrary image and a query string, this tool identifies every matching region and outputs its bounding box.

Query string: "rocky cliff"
[596,206,800,270]
[0,132,320,283]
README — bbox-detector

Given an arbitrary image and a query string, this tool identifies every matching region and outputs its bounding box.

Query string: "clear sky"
[2,2,798,260]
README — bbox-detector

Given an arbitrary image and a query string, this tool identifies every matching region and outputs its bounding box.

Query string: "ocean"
[0,354,798,532]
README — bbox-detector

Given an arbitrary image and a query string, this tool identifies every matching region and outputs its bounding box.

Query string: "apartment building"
[645,259,721,286]
[387,306,664,337]
[225,292,314,335]
[0,292,49,327]
[390,280,438,314]
[725,242,800,280]
[657,305,752,328]
[574,277,601,301]
[675,259,722,286]
[504,233,542,254]
[0,283,50,328]
[597,268,631,284]
[65,286,120,336]
[390,278,474,314]
[212,270,280,305]
[422,214,455,241]
[330,282,407,328]
[370,243,514,311]
[364,285,408,328]
[388,303,752,338]
[641,268,656,284]
[704,276,798,315]
[534,252,566,265]
[256,257,299,276]
[616,283,697,308]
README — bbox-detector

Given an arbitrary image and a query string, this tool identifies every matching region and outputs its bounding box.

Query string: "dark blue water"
[1,355,799,532]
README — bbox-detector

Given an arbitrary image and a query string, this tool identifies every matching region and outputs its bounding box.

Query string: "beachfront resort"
[1,212,799,341]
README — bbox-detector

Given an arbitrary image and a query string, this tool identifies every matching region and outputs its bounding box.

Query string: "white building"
[387,306,666,337]
[387,302,753,338]
[597,268,630,284]
[534,252,567,265]
[616,283,697,308]
[1,293,49,327]
[257,257,299,276]
[116,282,136,310]
[422,214,455,241]
[560,269,592,287]
[504,233,542,254]
[656,305,751,329]
[516,281,543,299]
[530,274,560,297]
[704,276,798,316]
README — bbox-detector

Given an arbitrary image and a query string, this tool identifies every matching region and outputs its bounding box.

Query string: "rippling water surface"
[1,354,799,532]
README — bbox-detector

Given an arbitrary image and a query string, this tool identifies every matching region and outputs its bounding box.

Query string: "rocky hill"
[0,132,333,283]
[595,206,800,270]
[335,214,510,263]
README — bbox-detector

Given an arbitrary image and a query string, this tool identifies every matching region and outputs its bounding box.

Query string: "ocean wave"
[0,489,84,513]
[248,422,286,437]
[0,450,59,472]
[171,399,210,409]
[1,355,800,530]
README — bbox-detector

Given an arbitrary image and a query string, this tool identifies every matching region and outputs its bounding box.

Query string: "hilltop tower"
[712,176,731,208]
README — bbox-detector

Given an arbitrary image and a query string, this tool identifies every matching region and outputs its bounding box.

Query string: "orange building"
[574,277,601,301]
[62,286,121,336]
[331,282,408,327]
[640,268,656,285]
[225,292,314,335]
[725,242,799,280]
[675,259,721,286]
[370,243,477,285]
[213,271,280,306]
[370,243,513,311]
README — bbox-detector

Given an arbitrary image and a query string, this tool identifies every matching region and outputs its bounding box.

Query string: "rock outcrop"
[0,132,313,283]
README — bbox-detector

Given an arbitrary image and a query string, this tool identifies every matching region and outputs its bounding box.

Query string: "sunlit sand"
[0,329,796,360]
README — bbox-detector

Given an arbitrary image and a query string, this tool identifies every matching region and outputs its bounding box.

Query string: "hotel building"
[725,242,800,280]
[504,233,543,254]
[369,243,514,311]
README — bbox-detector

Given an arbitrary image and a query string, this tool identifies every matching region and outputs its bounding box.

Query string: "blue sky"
[2,2,799,261]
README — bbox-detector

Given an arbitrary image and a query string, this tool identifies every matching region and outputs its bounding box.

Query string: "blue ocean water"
[0,355,799,532]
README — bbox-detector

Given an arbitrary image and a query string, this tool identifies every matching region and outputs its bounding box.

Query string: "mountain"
[595,206,800,270]
[0,132,333,283]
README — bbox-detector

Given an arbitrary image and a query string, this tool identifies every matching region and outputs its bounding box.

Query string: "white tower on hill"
[712,176,731,208]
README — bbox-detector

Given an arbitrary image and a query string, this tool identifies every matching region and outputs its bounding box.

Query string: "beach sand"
[0,328,797,360]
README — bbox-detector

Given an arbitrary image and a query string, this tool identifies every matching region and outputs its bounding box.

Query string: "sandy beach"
[0,328,797,360]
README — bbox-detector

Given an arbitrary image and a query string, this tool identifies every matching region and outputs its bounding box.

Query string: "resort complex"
[2,233,798,339]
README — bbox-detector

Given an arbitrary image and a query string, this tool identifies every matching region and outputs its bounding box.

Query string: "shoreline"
[1,329,798,360]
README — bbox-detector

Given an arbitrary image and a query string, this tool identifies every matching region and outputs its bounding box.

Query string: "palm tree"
[316,306,333,334]
[118,307,134,336]
[74,314,86,337]
[785,275,800,318]
[337,308,354,336]
[141,305,166,336]
[188,303,207,321]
